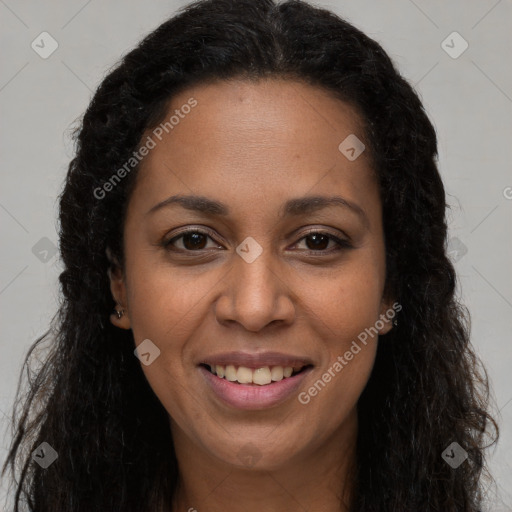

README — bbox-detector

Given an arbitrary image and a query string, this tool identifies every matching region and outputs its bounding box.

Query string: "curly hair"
[1,0,499,510]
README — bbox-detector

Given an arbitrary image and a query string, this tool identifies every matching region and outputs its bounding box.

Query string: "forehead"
[130,78,378,221]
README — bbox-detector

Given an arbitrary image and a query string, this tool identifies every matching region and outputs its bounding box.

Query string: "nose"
[214,248,295,332]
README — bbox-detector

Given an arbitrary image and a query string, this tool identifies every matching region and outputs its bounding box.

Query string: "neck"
[169,411,358,512]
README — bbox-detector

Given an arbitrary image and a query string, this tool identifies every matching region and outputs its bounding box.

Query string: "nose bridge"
[216,239,294,331]
[236,245,277,302]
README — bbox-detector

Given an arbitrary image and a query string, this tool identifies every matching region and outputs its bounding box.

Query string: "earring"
[115,306,125,319]
[393,318,398,327]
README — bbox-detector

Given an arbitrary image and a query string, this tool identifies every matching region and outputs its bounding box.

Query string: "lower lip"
[199,365,313,410]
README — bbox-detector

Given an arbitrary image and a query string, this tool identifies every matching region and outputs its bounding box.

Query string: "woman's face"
[110,78,393,470]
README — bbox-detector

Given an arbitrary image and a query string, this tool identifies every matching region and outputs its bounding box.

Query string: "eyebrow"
[146,194,369,226]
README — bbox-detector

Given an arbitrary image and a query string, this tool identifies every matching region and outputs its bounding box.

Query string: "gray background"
[1,0,511,510]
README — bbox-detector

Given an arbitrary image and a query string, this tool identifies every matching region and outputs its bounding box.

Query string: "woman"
[1,0,498,510]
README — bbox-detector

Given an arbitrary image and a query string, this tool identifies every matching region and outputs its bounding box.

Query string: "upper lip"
[200,351,314,369]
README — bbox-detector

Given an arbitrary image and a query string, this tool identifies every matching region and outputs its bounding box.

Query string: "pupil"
[181,233,329,251]
[183,232,206,250]
[307,233,328,250]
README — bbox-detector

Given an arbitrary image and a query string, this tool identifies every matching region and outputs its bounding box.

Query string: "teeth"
[253,367,271,385]
[270,366,284,381]
[215,365,225,378]
[206,364,301,385]
[236,366,253,384]
[225,365,237,381]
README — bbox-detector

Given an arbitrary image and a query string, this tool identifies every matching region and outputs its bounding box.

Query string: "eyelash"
[163,227,352,255]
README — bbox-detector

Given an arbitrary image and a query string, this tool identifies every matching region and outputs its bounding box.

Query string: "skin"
[108,78,394,512]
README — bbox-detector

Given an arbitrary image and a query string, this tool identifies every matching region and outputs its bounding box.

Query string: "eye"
[163,228,352,254]
[164,229,222,251]
[292,230,352,253]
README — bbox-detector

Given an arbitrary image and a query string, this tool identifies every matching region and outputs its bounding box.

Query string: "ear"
[377,294,399,336]
[106,247,131,330]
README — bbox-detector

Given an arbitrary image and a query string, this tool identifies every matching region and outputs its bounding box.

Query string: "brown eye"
[294,231,351,253]
[303,233,330,251]
[181,232,208,250]
[165,229,221,251]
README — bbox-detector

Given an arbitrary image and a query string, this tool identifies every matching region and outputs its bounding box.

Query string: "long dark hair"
[2,0,498,510]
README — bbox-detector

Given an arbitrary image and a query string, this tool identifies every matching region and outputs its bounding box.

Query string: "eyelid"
[164,225,352,253]
[292,229,352,252]
[297,226,351,243]
[164,226,223,248]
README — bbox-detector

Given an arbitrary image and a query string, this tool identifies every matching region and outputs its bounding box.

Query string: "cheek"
[125,257,219,342]
[297,284,380,439]
[300,343,376,448]
[123,233,385,424]
[123,261,207,427]
[299,255,383,406]
[308,253,385,338]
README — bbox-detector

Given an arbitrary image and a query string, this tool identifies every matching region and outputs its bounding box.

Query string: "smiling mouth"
[200,363,312,386]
